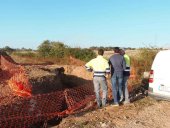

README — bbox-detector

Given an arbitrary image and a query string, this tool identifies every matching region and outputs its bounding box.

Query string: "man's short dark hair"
[98,48,104,55]
[114,47,120,53]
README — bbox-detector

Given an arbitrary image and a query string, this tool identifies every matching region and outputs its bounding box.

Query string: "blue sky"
[0,0,170,49]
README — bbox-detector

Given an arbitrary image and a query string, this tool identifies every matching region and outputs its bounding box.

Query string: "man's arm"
[85,60,93,72]
[105,60,111,78]
[122,57,126,70]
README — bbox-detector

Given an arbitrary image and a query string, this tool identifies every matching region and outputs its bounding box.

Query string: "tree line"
[0,40,96,62]
[0,41,165,62]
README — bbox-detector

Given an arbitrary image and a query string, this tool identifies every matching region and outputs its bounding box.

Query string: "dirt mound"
[24,66,64,94]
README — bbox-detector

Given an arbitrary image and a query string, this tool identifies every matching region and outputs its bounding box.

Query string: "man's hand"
[106,74,110,79]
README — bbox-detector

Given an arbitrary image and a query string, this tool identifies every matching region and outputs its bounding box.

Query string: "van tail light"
[149,70,154,83]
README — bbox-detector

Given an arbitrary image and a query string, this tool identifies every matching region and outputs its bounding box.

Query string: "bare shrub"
[130,48,158,85]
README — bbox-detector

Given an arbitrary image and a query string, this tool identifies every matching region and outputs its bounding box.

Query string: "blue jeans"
[93,77,108,107]
[121,76,130,102]
[111,72,123,104]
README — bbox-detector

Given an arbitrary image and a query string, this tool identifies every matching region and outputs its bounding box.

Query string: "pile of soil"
[24,65,64,94]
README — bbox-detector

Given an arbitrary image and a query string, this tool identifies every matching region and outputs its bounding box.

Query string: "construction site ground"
[55,97,170,128]
[49,64,170,128]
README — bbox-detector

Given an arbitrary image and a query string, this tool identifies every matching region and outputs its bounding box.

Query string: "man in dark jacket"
[109,47,126,106]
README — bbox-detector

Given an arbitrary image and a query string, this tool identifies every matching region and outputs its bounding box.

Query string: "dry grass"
[11,55,85,66]
[103,50,139,59]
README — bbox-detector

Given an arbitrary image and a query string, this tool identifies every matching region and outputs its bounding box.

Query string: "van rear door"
[153,51,170,94]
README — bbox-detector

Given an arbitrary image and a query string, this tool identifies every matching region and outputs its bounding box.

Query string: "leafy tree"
[2,46,15,54]
[37,40,96,61]
[50,42,66,58]
[38,40,52,57]
[69,48,96,62]
[37,40,68,58]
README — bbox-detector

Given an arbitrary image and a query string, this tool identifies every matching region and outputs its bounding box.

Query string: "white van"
[148,50,170,100]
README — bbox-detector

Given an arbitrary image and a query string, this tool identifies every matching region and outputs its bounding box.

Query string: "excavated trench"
[0,64,94,126]
[0,51,94,127]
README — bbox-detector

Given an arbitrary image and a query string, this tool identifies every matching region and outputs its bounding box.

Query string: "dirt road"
[55,97,170,128]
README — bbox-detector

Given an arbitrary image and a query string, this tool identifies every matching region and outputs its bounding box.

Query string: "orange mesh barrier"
[0,53,95,127]
[1,54,32,96]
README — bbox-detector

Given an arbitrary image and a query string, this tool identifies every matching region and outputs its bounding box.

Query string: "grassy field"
[103,50,140,58]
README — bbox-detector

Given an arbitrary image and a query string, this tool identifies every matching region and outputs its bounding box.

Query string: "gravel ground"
[54,97,170,128]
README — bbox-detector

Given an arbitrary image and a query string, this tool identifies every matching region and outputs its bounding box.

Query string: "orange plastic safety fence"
[1,55,32,96]
[0,86,95,127]
[0,91,65,127]
[0,54,95,127]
